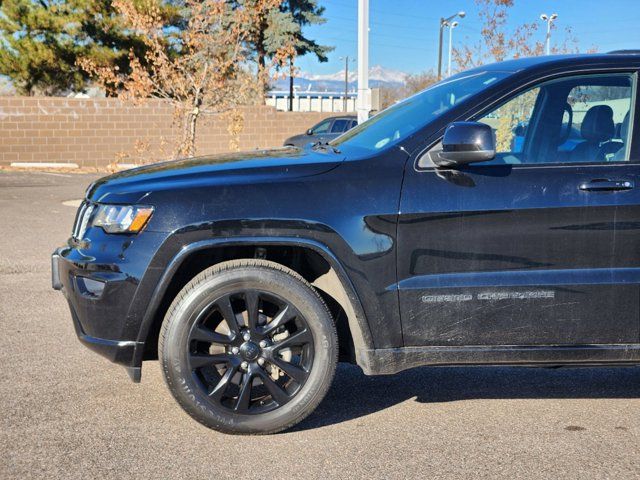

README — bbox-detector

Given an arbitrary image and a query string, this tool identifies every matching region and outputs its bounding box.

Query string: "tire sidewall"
[161,264,336,434]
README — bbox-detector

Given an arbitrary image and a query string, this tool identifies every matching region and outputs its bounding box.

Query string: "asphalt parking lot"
[1,170,639,479]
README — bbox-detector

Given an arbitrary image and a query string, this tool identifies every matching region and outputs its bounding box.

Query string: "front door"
[397,71,640,347]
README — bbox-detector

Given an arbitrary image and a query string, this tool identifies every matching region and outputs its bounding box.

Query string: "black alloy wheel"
[159,259,338,434]
[187,290,314,414]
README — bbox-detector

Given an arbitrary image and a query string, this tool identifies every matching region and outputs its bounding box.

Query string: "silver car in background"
[283,115,357,148]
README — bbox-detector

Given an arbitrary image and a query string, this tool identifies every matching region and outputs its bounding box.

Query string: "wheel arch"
[134,236,374,368]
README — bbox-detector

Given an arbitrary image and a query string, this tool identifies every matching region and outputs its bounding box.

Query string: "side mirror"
[433,121,496,167]
[306,128,313,135]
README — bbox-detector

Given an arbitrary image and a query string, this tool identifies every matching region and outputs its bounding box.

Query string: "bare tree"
[79,0,295,159]
[379,71,438,109]
[453,0,579,71]
[450,0,583,150]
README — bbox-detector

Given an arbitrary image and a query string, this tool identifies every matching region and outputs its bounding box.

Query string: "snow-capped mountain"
[270,65,408,93]
[299,65,407,84]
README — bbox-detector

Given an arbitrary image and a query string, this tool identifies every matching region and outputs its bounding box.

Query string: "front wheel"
[159,259,338,434]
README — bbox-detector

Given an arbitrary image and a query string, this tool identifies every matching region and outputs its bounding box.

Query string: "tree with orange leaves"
[79,0,296,158]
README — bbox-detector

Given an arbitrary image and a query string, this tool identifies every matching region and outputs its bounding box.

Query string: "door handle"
[579,179,634,192]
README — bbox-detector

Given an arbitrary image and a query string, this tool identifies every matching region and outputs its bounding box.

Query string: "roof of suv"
[468,52,640,74]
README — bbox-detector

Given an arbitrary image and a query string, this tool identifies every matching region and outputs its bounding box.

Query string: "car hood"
[86,147,344,204]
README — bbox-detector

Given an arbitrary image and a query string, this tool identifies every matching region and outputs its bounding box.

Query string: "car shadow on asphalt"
[291,363,640,432]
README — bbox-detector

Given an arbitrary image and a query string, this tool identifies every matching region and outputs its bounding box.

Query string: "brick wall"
[0,97,334,168]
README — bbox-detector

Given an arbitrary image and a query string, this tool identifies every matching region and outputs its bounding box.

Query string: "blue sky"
[295,0,640,75]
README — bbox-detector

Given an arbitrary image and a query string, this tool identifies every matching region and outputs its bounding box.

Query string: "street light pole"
[540,13,558,55]
[437,11,465,80]
[447,21,458,77]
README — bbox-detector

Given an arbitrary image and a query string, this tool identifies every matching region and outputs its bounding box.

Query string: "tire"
[159,259,338,434]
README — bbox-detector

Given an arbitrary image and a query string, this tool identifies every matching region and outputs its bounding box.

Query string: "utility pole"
[540,13,558,55]
[447,21,459,77]
[437,11,465,80]
[437,18,444,81]
[339,56,353,112]
[357,0,370,124]
[288,57,294,112]
[344,56,349,111]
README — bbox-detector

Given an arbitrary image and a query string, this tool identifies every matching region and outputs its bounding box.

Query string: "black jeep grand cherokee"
[53,53,640,434]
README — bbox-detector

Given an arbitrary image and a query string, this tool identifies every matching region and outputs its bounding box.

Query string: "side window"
[331,119,350,133]
[312,119,332,134]
[479,88,540,156]
[476,73,634,165]
[349,120,358,129]
[567,83,632,161]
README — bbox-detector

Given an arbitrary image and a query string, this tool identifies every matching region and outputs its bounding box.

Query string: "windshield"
[330,70,512,152]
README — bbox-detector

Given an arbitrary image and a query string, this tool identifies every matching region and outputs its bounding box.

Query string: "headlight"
[92,204,154,234]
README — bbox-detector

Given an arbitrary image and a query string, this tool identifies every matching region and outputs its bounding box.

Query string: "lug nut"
[259,340,268,348]
[257,357,265,366]
[241,361,249,370]
[242,331,251,341]
[231,347,239,355]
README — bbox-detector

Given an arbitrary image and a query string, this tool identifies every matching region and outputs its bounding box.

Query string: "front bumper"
[52,231,166,382]
[52,248,142,381]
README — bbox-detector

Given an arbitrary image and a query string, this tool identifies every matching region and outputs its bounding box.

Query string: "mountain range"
[270,65,408,93]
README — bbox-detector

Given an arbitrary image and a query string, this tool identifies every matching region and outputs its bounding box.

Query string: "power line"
[328,12,442,34]
[322,0,439,22]
[321,35,432,53]
[320,11,450,44]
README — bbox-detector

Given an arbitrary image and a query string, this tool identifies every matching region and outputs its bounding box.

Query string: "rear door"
[397,71,640,347]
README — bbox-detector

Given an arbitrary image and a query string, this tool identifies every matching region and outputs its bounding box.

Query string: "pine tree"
[286,0,332,62]
[0,0,183,95]
[284,0,333,109]
[231,0,332,100]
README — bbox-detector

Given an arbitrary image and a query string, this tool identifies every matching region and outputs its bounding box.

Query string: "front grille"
[72,202,94,240]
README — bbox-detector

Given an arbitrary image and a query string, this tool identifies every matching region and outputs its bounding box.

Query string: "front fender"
[131,234,375,368]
